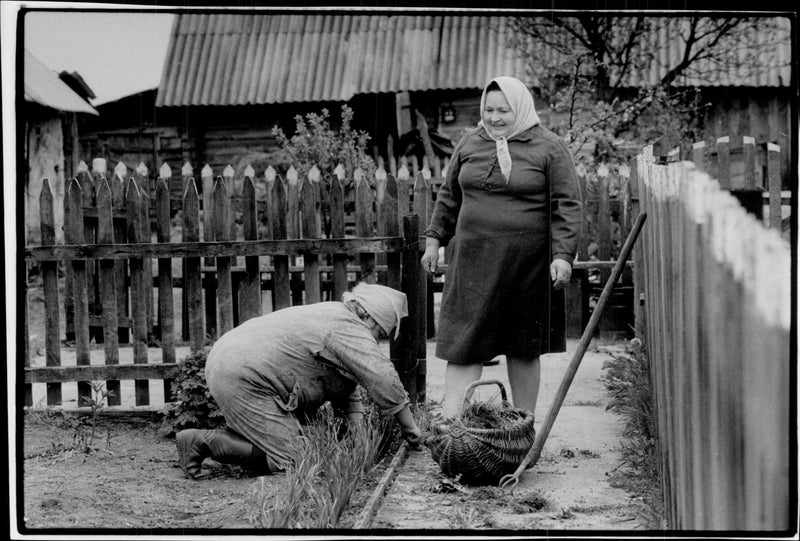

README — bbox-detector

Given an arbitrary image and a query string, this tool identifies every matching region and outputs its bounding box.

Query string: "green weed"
[159,348,225,437]
[248,403,391,529]
[601,340,664,528]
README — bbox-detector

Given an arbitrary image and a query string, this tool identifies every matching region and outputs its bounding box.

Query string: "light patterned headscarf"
[342,283,408,339]
[477,76,541,183]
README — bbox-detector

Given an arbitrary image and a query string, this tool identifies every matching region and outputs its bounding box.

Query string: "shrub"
[272,104,376,182]
[272,105,377,238]
[159,349,225,437]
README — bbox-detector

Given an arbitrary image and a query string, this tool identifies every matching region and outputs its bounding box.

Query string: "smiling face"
[483,89,516,138]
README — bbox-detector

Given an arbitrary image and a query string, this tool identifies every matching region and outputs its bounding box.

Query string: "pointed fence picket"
[24,159,429,410]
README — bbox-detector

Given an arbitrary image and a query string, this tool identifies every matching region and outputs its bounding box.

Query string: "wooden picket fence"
[636,145,791,530]
[657,134,788,230]
[23,158,433,411]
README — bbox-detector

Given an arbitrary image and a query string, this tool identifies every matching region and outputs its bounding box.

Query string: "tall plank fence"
[636,145,791,530]
[23,158,433,411]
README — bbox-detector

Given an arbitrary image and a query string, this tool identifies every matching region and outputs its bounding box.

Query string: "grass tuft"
[247,403,392,529]
[600,339,664,528]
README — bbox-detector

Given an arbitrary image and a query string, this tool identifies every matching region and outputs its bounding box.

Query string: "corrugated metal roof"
[24,50,98,115]
[156,14,792,107]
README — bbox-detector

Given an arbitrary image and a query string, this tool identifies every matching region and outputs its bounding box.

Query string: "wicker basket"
[425,379,536,486]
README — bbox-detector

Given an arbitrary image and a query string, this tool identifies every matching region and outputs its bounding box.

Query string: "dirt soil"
[20,281,654,533]
[371,343,650,531]
[19,340,654,534]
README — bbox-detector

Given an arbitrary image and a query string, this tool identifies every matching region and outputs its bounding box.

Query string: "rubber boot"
[176,428,270,480]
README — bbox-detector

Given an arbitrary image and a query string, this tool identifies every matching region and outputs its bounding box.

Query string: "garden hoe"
[499,211,648,491]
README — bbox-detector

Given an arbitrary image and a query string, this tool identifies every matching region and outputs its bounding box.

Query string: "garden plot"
[21,339,654,532]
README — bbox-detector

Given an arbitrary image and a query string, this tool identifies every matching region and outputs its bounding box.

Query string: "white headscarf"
[342,283,409,339]
[477,76,541,183]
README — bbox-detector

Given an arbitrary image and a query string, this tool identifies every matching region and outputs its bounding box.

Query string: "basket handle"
[462,379,509,412]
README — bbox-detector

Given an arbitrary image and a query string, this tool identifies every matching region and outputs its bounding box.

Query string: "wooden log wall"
[24,159,428,409]
[637,146,791,530]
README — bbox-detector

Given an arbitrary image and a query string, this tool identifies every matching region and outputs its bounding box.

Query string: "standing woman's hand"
[421,237,441,273]
[550,259,572,290]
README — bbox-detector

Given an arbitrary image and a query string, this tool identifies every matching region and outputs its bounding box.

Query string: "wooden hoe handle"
[500,211,648,490]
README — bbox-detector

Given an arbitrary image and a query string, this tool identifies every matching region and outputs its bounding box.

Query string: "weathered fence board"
[125,177,150,406]
[271,175,291,310]
[97,176,121,405]
[183,179,204,354]
[40,179,61,406]
[638,147,790,530]
[330,175,348,301]
[356,173,376,284]
[111,165,129,344]
[65,177,92,406]
[155,176,175,401]
[213,176,234,336]
[239,174,262,320]
[300,172,322,304]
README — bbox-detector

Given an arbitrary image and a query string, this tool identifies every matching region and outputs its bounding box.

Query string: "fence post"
[629,159,646,340]
[65,177,92,406]
[287,167,303,305]
[716,136,731,190]
[767,142,782,230]
[379,172,403,368]
[730,136,763,220]
[126,176,150,406]
[112,162,129,344]
[271,173,291,310]
[156,173,175,401]
[355,169,377,283]
[264,166,276,306]
[201,165,217,337]
[40,178,62,406]
[240,169,263,321]
[78,162,100,344]
[97,175,121,406]
[135,163,155,345]
[300,170,322,303]
[400,215,422,402]
[412,172,431,352]
[397,164,411,219]
[330,174,348,301]
[213,176,234,336]
[24,261,31,406]
[183,178,205,354]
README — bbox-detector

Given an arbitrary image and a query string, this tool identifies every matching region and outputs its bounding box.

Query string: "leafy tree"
[505,15,790,168]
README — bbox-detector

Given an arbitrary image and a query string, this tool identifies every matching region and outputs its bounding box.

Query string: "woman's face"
[483,90,516,138]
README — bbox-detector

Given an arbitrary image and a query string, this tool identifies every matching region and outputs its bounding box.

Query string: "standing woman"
[421,76,582,420]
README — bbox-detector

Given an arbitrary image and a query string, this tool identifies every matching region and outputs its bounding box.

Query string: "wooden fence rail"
[23,159,431,410]
[637,146,791,530]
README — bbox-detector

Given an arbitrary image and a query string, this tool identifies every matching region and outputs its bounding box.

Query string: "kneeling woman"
[176,283,423,479]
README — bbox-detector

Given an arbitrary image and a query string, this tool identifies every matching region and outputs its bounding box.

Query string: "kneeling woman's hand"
[396,404,423,448]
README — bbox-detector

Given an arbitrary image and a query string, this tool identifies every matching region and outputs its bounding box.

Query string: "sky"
[22,9,175,105]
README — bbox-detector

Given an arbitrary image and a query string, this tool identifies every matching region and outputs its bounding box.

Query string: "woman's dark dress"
[424,125,582,364]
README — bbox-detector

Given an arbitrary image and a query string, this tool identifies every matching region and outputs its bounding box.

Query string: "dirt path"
[370,340,646,530]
